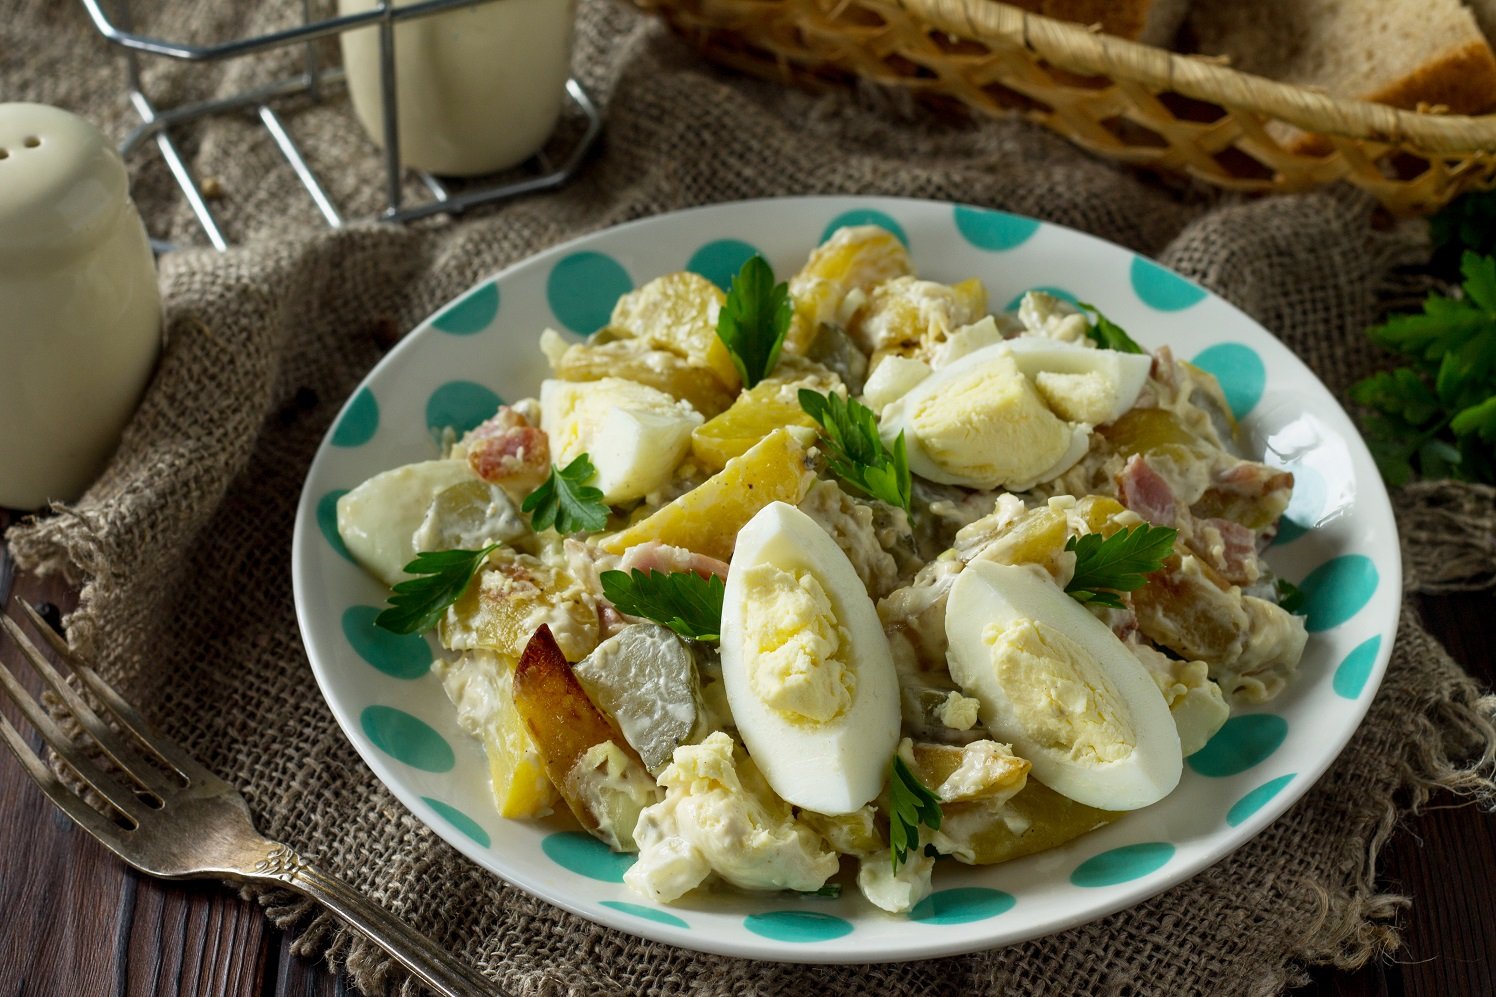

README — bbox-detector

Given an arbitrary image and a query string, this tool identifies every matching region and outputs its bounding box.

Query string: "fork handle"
[250,844,499,997]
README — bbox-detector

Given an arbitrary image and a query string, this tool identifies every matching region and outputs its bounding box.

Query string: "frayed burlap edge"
[1398,480,1496,595]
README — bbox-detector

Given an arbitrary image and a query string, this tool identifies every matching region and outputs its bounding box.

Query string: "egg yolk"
[737,563,855,724]
[981,618,1136,764]
[909,351,1071,487]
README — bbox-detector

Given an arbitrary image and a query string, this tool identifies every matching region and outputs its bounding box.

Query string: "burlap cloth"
[6,0,1496,994]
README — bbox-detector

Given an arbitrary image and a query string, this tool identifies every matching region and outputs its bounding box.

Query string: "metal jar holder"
[80,0,604,250]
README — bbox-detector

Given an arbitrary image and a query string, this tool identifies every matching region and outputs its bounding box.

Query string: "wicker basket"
[635,0,1496,215]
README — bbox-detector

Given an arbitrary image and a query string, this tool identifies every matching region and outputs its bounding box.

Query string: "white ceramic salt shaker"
[0,103,162,509]
[338,0,577,176]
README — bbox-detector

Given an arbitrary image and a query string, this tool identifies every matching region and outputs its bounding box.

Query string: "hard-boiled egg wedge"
[720,501,901,815]
[945,560,1182,810]
[877,337,1151,491]
[1002,337,1152,426]
[879,344,1089,491]
[539,377,702,504]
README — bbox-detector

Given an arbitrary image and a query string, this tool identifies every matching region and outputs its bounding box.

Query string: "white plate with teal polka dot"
[292,196,1401,962]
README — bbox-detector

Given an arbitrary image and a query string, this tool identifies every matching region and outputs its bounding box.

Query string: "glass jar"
[338,0,577,177]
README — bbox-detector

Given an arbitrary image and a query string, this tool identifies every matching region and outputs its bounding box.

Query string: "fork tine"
[0,708,138,852]
[13,601,222,789]
[0,613,175,797]
[0,645,150,823]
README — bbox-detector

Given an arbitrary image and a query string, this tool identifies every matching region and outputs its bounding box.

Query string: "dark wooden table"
[2,520,1492,996]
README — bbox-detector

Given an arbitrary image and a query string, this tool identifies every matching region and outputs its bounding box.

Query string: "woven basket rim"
[904,0,1496,153]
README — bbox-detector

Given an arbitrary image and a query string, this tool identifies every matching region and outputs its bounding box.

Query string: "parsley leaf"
[522,454,609,534]
[1350,251,1496,485]
[716,255,792,388]
[1275,577,1306,615]
[1078,301,1146,354]
[1064,524,1178,609]
[1431,191,1496,273]
[599,568,725,642]
[888,754,942,874]
[375,545,499,635]
[798,388,912,515]
[793,884,843,899]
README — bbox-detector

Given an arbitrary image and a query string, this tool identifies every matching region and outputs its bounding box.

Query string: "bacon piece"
[1117,454,1178,526]
[1214,461,1293,500]
[1201,516,1257,586]
[466,406,550,498]
[619,540,729,581]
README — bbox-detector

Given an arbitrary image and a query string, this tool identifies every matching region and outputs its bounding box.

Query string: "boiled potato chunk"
[607,271,740,393]
[689,359,840,471]
[548,336,737,418]
[512,625,658,850]
[936,780,1121,866]
[599,427,817,561]
[482,663,561,819]
[787,225,912,353]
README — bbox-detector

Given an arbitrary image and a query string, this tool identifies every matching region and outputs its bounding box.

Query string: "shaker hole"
[23,136,41,148]
[0,149,8,160]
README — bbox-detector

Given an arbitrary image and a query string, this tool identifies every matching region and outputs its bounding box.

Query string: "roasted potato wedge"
[512,625,658,850]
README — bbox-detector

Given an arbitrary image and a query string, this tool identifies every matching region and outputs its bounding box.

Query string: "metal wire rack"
[81,0,603,250]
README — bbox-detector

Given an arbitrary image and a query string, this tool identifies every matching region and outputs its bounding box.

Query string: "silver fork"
[0,598,499,997]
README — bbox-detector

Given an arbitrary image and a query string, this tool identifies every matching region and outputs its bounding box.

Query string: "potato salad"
[336,225,1307,914]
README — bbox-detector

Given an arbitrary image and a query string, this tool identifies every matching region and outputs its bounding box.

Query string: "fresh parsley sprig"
[716,255,792,388]
[888,754,942,874]
[523,454,609,534]
[1078,301,1146,355]
[1063,523,1178,609]
[798,389,912,516]
[375,544,499,635]
[599,568,725,642]
[1275,577,1306,615]
[1349,251,1496,485]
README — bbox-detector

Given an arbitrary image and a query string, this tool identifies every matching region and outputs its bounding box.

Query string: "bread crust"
[1290,39,1496,154]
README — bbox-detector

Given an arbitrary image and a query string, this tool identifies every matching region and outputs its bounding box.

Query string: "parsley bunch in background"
[1350,250,1496,485]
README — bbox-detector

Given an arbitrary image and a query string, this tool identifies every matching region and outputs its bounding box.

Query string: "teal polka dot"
[331,388,379,447]
[687,239,762,292]
[547,252,633,335]
[317,490,355,564]
[909,887,1015,924]
[1271,464,1325,546]
[821,209,909,248]
[425,381,502,440]
[1070,842,1175,887]
[743,910,854,943]
[1333,635,1382,699]
[432,282,499,335]
[341,606,432,679]
[599,900,690,929]
[1299,555,1378,632]
[1187,714,1288,777]
[541,831,635,882]
[1191,343,1265,419]
[953,205,1040,251]
[422,797,491,847]
[1003,285,1079,313]
[1131,256,1207,311]
[1226,774,1296,828]
[360,706,454,772]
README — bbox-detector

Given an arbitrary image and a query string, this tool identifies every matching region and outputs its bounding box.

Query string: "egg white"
[720,501,901,815]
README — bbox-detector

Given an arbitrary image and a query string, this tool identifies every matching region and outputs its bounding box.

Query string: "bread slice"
[1007,0,1192,46]
[1186,0,1496,152]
